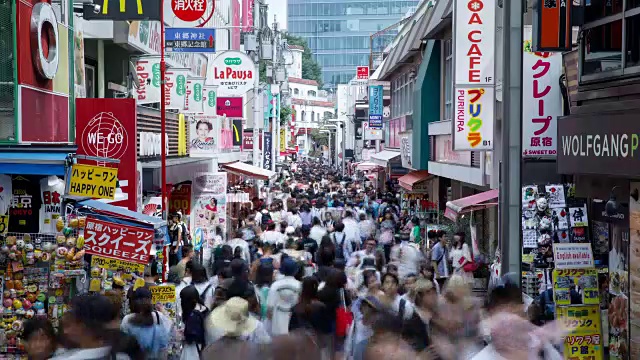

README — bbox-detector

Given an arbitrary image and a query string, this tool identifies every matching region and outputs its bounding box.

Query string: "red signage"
[242,130,253,150]
[84,217,154,264]
[242,0,254,32]
[76,98,138,211]
[216,97,244,118]
[533,0,572,51]
[171,0,208,22]
[356,66,369,80]
[169,183,192,215]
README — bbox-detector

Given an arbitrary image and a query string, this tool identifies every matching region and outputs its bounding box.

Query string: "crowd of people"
[17,159,568,360]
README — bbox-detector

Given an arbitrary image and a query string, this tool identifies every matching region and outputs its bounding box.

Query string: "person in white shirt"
[390,235,424,280]
[381,272,414,320]
[228,230,252,263]
[260,222,285,247]
[342,210,361,251]
[309,217,327,245]
[332,222,353,261]
[348,238,378,269]
[267,257,301,336]
[287,208,303,230]
[357,212,375,242]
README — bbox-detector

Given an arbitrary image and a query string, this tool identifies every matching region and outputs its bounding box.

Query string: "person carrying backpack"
[332,222,353,261]
[180,285,210,359]
[120,288,171,360]
[176,263,215,317]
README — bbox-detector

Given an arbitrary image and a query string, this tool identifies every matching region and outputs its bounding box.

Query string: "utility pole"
[499,0,523,280]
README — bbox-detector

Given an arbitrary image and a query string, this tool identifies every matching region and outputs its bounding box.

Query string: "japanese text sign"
[553,243,595,270]
[552,268,599,306]
[453,86,494,151]
[356,66,369,80]
[454,0,495,85]
[84,217,154,264]
[169,182,192,215]
[556,305,603,360]
[165,28,215,53]
[522,26,562,158]
[68,164,118,200]
[216,97,243,118]
[263,132,272,170]
[209,51,254,96]
[83,0,161,21]
[166,0,213,27]
[91,255,146,273]
[150,285,176,304]
[242,129,254,150]
[368,85,383,129]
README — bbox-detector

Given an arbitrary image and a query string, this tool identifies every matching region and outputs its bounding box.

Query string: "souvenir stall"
[520,184,608,360]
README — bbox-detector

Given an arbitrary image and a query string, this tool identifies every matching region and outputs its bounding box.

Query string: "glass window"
[626,14,640,67]
[583,20,623,75]
[444,39,453,121]
[308,90,317,97]
[294,88,300,95]
[585,0,622,23]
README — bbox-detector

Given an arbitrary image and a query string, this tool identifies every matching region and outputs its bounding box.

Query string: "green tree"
[284,34,323,87]
[309,128,328,147]
[280,105,292,126]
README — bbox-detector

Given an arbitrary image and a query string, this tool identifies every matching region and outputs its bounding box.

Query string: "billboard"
[208,51,254,96]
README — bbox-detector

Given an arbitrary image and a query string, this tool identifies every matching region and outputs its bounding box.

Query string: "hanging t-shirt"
[39,177,65,234]
[9,176,41,234]
[0,175,12,216]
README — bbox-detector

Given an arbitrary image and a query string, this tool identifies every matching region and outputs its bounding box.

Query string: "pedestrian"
[169,244,195,283]
[228,229,252,263]
[309,216,327,245]
[254,260,275,321]
[379,211,396,263]
[449,232,474,283]
[430,231,450,290]
[176,262,215,316]
[179,285,210,359]
[169,214,184,267]
[22,318,57,360]
[205,297,271,345]
[390,234,423,280]
[345,295,381,360]
[289,276,326,332]
[120,288,171,359]
[267,257,302,336]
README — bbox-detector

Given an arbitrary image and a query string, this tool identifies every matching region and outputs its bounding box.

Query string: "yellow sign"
[280,129,286,153]
[557,305,603,360]
[91,256,145,274]
[178,114,187,156]
[68,164,118,199]
[150,285,176,304]
[0,215,8,234]
[552,268,599,306]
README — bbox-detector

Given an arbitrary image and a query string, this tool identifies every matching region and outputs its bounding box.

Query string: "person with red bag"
[449,232,476,283]
[317,270,352,359]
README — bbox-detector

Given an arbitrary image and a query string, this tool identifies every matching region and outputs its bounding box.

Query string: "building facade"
[287,0,420,90]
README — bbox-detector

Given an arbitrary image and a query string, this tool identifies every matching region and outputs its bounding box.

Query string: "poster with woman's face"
[189,115,218,156]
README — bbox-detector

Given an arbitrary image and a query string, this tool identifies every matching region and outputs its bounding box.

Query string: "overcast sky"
[265,0,287,29]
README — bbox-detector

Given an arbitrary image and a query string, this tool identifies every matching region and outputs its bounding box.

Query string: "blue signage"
[165,28,216,53]
[368,85,383,128]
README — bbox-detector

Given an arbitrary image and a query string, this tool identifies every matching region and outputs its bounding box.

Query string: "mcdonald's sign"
[83,0,161,21]
[232,120,243,148]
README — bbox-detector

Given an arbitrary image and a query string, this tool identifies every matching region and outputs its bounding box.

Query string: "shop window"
[583,20,623,76]
[585,0,623,23]
[626,14,640,68]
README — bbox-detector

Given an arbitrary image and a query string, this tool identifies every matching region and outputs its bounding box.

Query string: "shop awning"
[371,150,401,166]
[75,199,167,229]
[398,170,431,191]
[221,161,276,181]
[356,162,382,171]
[444,189,499,221]
[0,151,71,176]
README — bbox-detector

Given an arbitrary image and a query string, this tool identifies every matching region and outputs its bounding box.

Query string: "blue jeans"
[175,245,183,262]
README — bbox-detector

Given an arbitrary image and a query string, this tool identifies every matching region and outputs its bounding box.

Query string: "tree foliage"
[310,128,328,146]
[284,34,323,87]
[280,105,292,126]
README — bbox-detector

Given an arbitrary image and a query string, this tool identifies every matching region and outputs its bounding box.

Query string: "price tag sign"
[67,164,118,199]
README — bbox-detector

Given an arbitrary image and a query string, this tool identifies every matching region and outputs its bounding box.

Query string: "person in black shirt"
[300,227,318,258]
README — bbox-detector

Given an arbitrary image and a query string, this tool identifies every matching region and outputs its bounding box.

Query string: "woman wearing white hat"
[205,297,271,346]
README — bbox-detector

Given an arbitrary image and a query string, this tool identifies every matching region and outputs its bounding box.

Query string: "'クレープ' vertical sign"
[452,0,496,151]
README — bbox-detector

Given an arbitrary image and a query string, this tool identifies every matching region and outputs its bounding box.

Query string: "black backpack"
[333,233,347,259]
[184,307,209,354]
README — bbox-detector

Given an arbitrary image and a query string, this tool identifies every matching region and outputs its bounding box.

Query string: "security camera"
[93,4,101,14]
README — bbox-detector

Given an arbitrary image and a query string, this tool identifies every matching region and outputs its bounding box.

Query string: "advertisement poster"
[91,255,145,273]
[263,132,272,170]
[279,129,286,154]
[630,182,640,357]
[165,67,189,110]
[76,98,138,211]
[452,87,495,151]
[522,26,562,158]
[609,221,629,359]
[150,285,176,318]
[219,116,233,150]
[208,51,254,95]
[83,217,154,264]
[74,15,86,98]
[189,115,218,157]
[135,56,161,104]
[556,305,604,360]
[191,172,227,244]
[169,182,192,215]
[184,77,205,113]
[552,268,599,306]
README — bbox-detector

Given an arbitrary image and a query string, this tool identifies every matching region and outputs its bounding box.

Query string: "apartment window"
[294,88,299,95]
[308,90,317,97]
[391,71,415,118]
[580,0,640,80]
[443,39,453,121]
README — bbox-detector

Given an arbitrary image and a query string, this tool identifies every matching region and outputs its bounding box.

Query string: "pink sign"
[216,97,243,118]
[242,0,253,32]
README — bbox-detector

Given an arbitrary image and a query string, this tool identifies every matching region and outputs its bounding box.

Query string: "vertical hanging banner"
[263,132,272,170]
[532,0,572,52]
[522,26,562,158]
[184,76,205,113]
[368,85,383,129]
[232,120,243,149]
[452,0,496,151]
[191,172,227,250]
[178,114,187,155]
[263,84,272,130]
[135,56,162,104]
[165,67,189,110]
[279,129,286,154]
[242,0,254,32]
[203,85,217,116]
